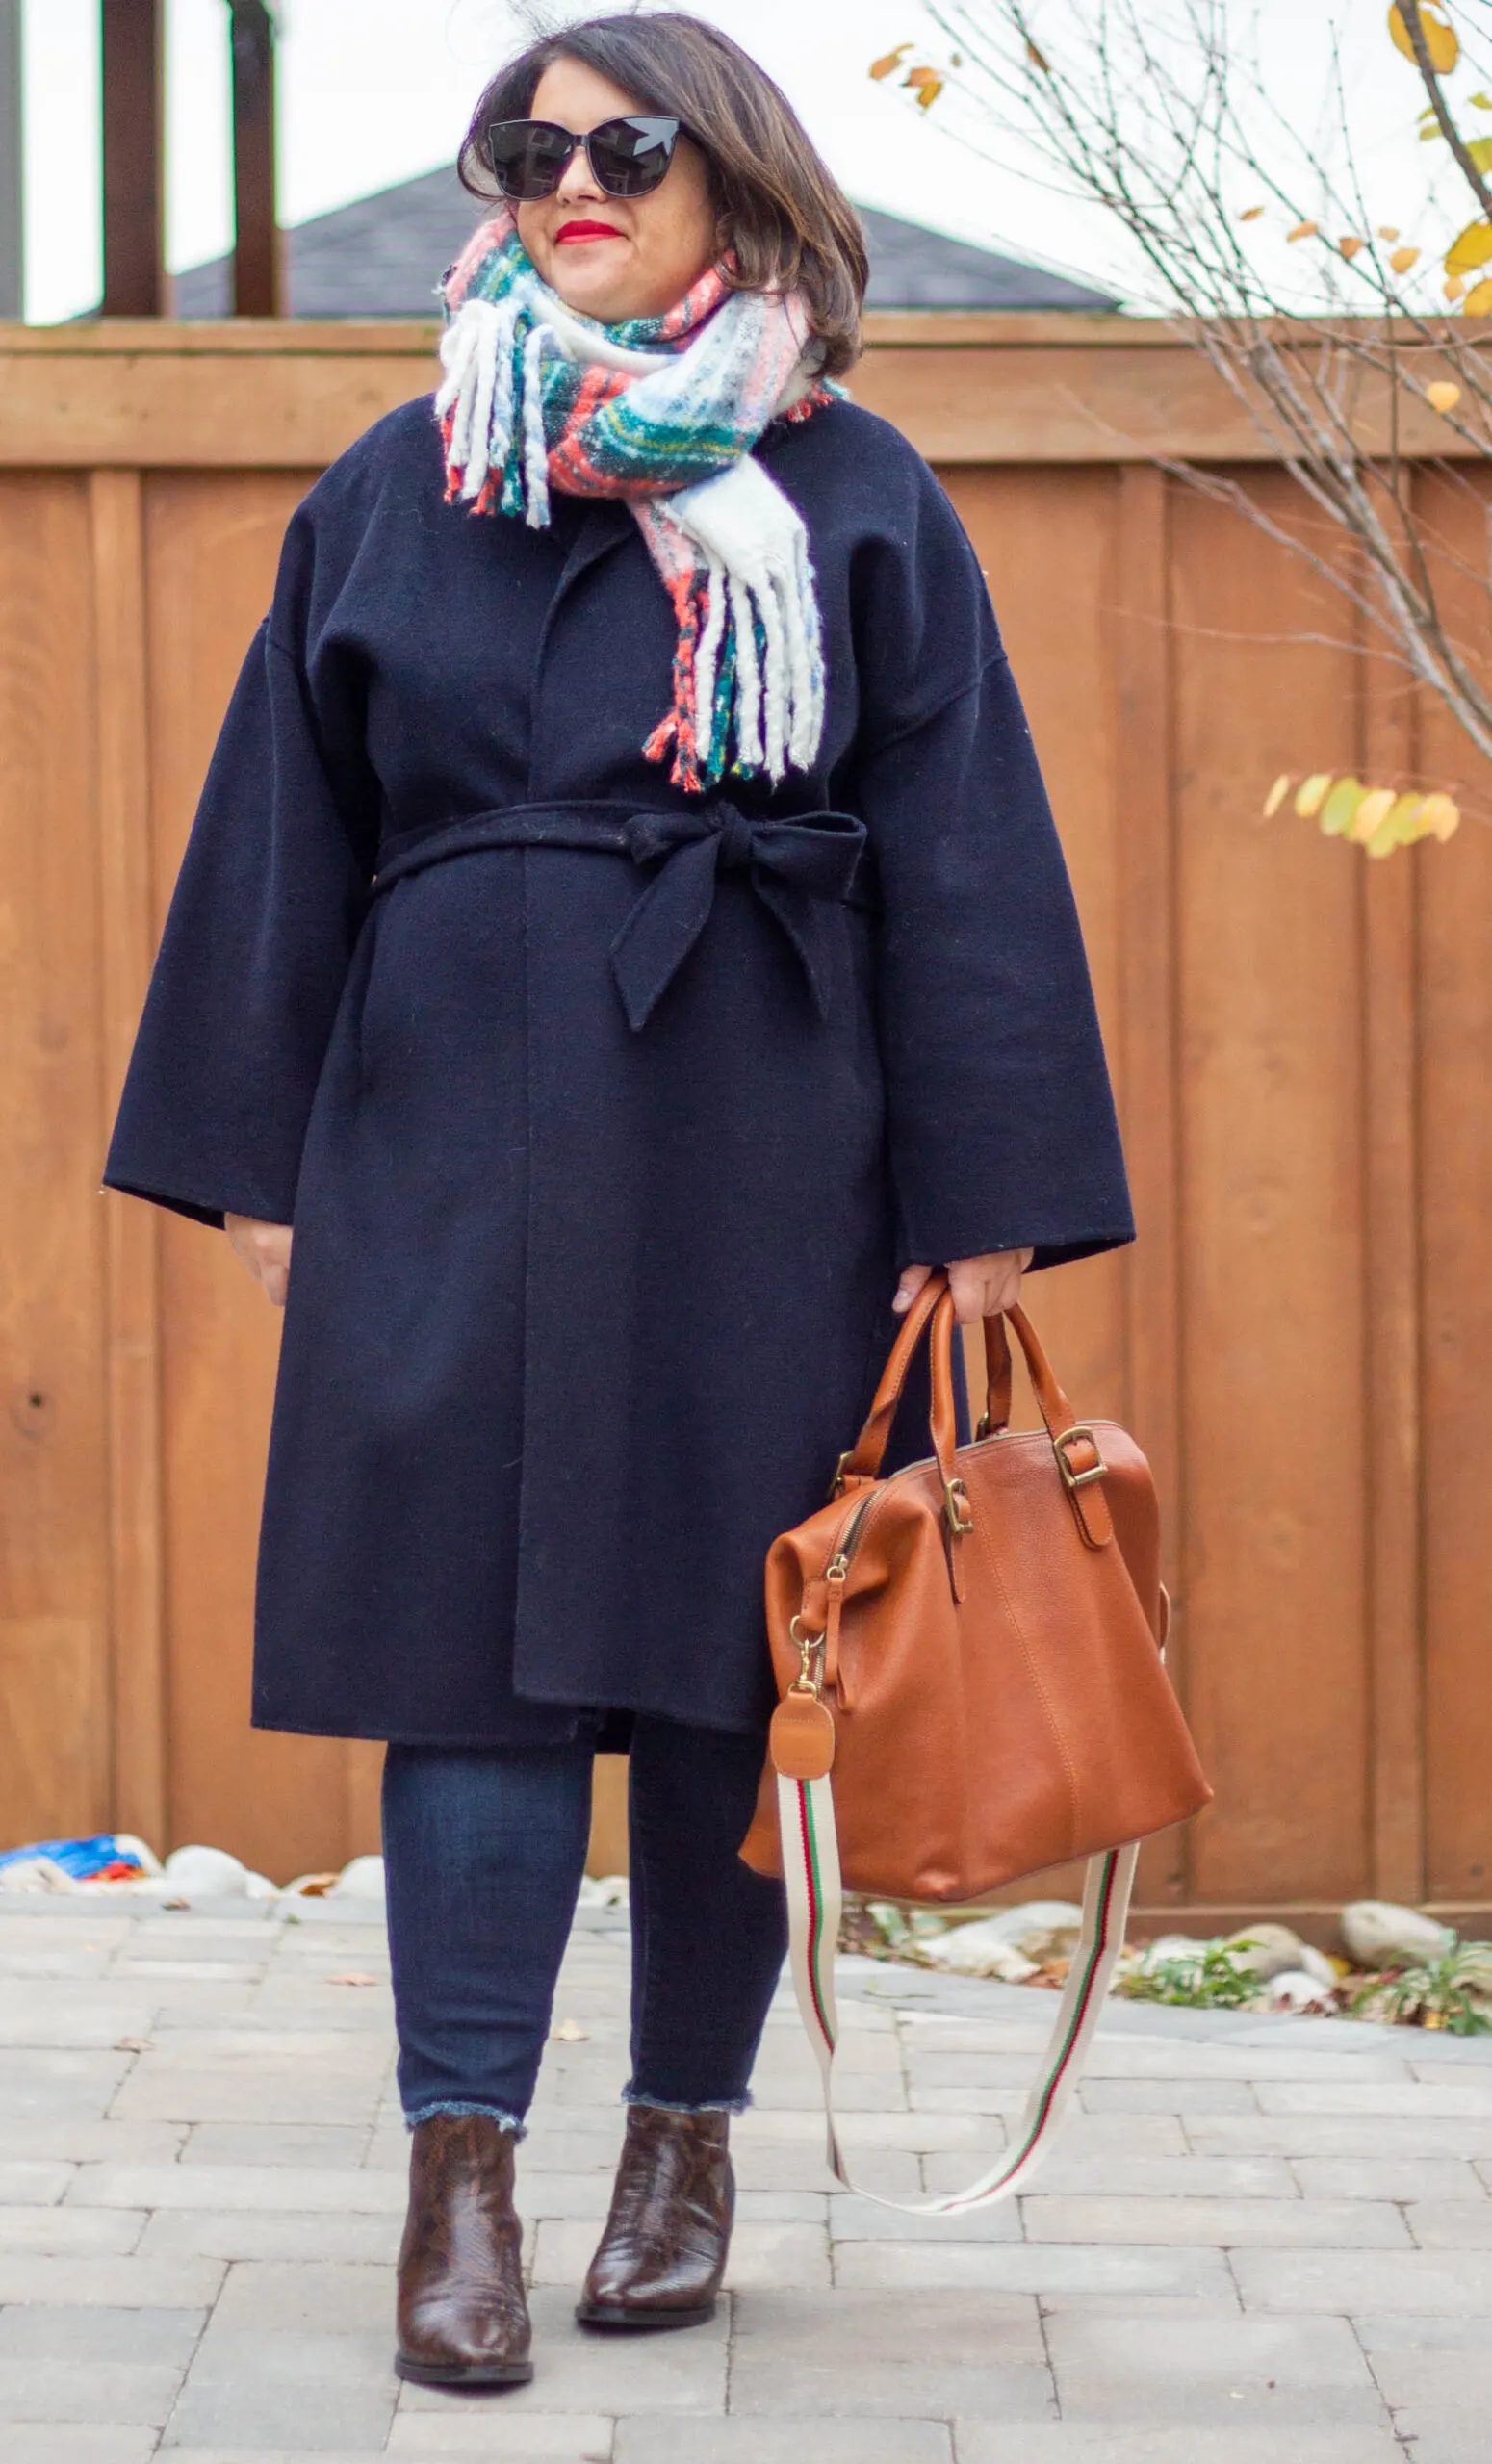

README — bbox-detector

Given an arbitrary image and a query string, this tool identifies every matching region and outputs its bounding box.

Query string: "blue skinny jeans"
[381,1717,789,2131]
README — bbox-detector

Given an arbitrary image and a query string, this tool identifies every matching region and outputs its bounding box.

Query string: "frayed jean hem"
[403,2099,527,2138]
[623,2090,751,2116]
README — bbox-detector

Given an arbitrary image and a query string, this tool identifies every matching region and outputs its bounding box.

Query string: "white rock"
[918,1919,1041,1981]
[162,1845,249,1898]
[961,1900,1086,1964]
[1220,1922,1309,1983]
[1299,1943,1339,1989]
[112,1834,164,1877]
[1341,1900,1453,1968]
[243,1871,279,1901]
[0,1856,71,1895]
[329,1855,385,1903]
[1138,1933,1211,1978]
[1265,1968,1338,2015]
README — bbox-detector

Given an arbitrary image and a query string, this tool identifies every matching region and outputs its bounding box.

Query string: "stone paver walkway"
[2,1891,1490,2462]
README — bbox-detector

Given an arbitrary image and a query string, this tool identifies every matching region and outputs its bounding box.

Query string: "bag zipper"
[810,1424,1021,1690]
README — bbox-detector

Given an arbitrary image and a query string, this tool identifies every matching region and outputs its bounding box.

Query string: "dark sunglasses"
[481,116,682,202]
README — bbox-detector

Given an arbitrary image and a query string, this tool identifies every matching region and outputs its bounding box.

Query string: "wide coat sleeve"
[848,453,1134,1274]
[104,496,378,1228]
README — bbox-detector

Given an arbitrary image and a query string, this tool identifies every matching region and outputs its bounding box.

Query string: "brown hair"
[457,12,867,376]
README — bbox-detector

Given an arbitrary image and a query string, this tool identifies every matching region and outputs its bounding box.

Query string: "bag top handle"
[836,1272,952,1491]
[836,1283,1113,1547]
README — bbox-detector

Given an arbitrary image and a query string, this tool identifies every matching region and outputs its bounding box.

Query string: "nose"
[553,138,606,208]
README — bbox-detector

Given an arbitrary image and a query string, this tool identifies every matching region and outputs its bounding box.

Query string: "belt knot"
[610,796,868,1032]
[715,804,758,875]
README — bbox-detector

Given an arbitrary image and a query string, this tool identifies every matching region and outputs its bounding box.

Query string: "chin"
[548,271,630,320]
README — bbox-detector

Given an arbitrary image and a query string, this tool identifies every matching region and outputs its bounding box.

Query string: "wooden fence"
[1,316,1488,1926]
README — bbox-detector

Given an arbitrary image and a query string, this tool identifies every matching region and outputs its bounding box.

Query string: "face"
[512,56,720,322]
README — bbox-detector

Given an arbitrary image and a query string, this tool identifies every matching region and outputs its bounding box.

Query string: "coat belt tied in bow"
[610,802,866,1031]
[369,798,868,1033]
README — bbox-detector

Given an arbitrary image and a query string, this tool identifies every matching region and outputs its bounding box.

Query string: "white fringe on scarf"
[435,284,826,784]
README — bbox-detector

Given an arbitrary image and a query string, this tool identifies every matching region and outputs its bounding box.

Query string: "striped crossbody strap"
[778,1770,1139,2213]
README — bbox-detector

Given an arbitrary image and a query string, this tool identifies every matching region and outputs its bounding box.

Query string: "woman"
[106,13,1132,2390]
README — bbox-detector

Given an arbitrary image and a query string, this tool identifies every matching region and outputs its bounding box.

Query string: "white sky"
[15,0,1466,323]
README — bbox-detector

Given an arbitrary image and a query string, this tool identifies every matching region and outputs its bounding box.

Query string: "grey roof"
[172,166,1116,317]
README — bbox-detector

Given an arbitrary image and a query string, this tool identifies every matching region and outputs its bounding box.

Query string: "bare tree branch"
[1399,0,1492,223]
[911,0,1492,806]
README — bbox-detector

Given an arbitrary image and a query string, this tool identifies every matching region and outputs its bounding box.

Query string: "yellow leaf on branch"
[904,66,944,108]
[869,44,913,80]
[1319,778,1366,836]
[1390,244,1420,272]
[1339,236,1366,258]
[1427,379,1462,410]
[1389,2,1460,75]
[1026,38,1051,71]
[1463,277,1492,312]
[1349,787,1396,843]
[1240,205,1266,221]
[1286,220,1319,243]
[1379,225,1402,240]
[1367,792,1425,856]
[1417,791,1461,840]
[1445,218,1492,275]
[1445,273,1466,299]
[1471,90,1492,108]
[1270,773,1456,852]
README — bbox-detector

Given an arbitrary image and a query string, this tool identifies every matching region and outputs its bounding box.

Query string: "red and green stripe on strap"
[777,1771,1140,2213]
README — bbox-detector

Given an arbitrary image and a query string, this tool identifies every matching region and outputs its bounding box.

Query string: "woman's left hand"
[893,1250,1034,1324]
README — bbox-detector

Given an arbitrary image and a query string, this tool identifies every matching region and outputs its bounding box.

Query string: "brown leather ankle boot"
[395,2112,534,2385]
[577,2104,734,2330]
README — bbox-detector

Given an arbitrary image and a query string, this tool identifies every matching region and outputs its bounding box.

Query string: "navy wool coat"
[105,391,1134,1747]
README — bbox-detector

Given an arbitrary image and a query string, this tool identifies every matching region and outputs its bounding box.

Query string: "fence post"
[100,0,168,317]
[229,0,282,316]
[0,0,20,320]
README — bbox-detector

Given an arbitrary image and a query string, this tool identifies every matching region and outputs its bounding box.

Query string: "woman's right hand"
[225,1215,294,1308]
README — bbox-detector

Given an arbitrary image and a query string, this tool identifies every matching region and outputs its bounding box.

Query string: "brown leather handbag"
[738,1271,1211,2215]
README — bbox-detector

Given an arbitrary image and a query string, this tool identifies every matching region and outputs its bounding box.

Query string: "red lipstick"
[555,218,624,244]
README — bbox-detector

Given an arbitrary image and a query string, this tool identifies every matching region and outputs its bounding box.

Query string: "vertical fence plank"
[1419,803,1492,1909]
[1111,463,1189,1909]
[1172,474,1371,1908]
[91,470,168,1852]
[1415,468,1492,1912]
[1360,564,1426,1905]
[947,465,1127,1419]
[345,1740,384,1862]
[0,476,113,1844]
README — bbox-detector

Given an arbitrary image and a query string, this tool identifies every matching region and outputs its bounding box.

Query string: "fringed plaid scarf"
[436,208,836,792]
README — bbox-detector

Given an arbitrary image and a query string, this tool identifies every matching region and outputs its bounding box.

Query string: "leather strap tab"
[770,1691,836,1781]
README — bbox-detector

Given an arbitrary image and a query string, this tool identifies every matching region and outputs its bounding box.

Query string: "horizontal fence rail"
[1,317,1488,1921]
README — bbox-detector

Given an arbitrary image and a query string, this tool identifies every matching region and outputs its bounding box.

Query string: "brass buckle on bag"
[787,1614,825,1697]
[1053,1424,1106,1494]
[942,1476,974,1539]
